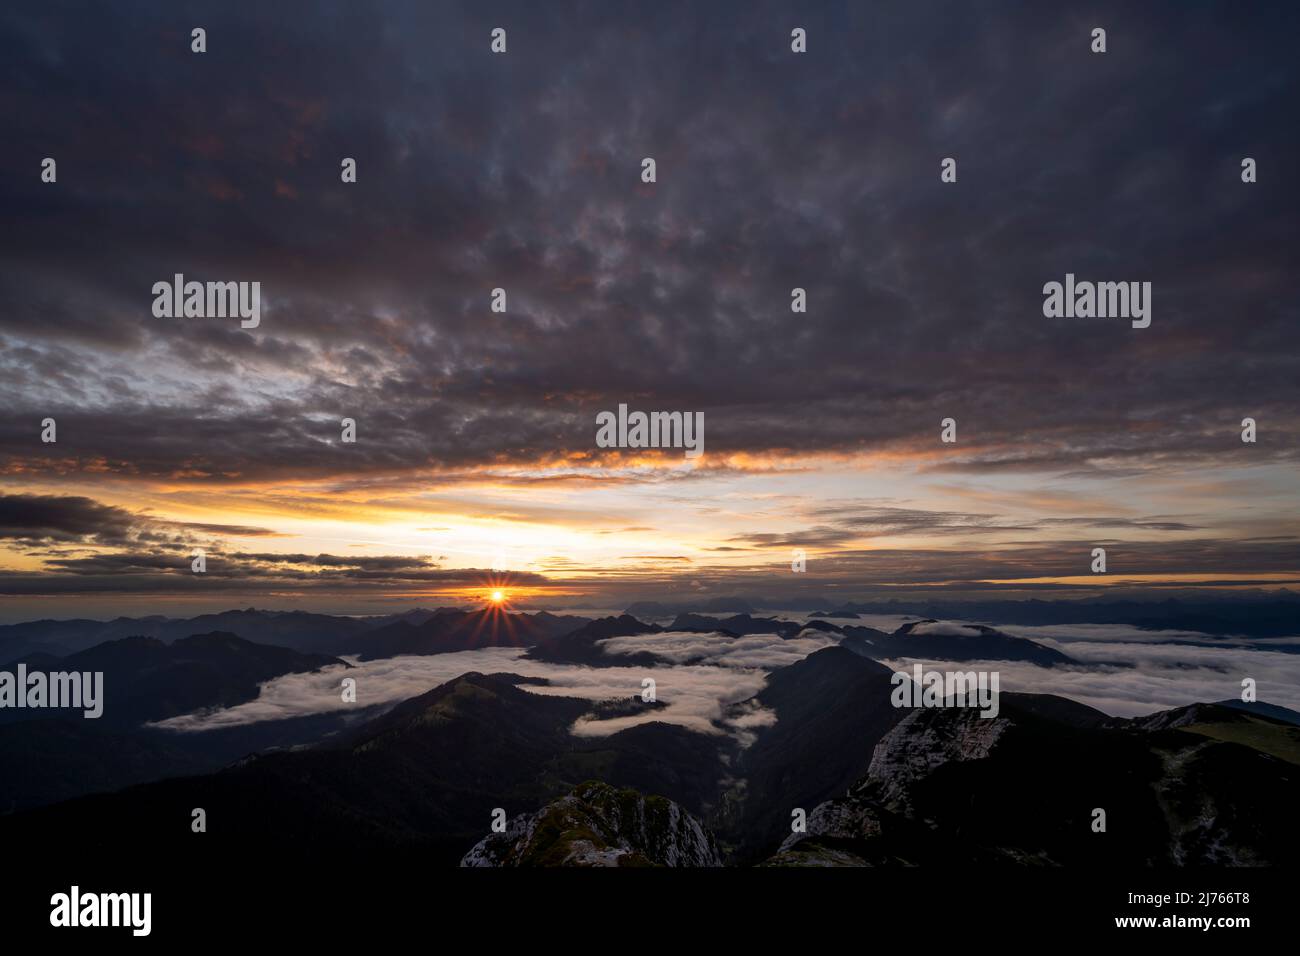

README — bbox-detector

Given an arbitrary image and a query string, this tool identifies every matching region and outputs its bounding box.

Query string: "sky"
[1,1,1297,620]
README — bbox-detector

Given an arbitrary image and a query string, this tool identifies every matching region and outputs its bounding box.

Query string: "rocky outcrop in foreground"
[763,697,1300,867]
[461,781,723,867]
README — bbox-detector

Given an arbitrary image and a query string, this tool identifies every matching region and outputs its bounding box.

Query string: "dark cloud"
[0,493,278,548]
[0,493,138,544]
[1037,516,1203,532]
[0,0,1293,484]
[729,505,1209,549]
[230,552,439,572]
[175,522,283,536]
[2,543,548,593]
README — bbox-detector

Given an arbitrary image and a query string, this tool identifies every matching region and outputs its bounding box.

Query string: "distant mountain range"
[4,595,1294,665]
[840,619,1075,666]
[624,599,757,617]
[347,609,589,661]
[0,608,408,658]
[626,594,1300,638]
[0,605,600,662]
[528,613,1076,667]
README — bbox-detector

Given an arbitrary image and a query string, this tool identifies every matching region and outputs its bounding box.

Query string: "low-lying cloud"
[151,646,772,741]
[884,627,1300,717]
[149,620,1300,746]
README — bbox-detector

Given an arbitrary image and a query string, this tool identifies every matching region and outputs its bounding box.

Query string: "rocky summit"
[461,781,723,867]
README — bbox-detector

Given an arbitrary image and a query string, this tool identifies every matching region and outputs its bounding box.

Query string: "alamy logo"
[890,664,1000,718]
[1042,273,1151,328]
[151,274,261,328]
[50,886,151,936]
[595,403,704,459]
[0,666,103,718]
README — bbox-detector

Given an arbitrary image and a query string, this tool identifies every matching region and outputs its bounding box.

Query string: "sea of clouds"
[982,622,1300,716]
[150,622,1300,736]
[152,631,805,741]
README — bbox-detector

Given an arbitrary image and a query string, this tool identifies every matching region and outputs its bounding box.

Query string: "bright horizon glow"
[1,452,1297,619]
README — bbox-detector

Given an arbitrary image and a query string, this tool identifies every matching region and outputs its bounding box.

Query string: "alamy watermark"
[152,274,261,329]
[595,403,704,459]
[0,665,103,718]
[50,886,150,936]
[890,664,1000,718]
[1042,273,1151,329]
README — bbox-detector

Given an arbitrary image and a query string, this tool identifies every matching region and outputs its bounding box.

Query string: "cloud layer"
[2,2,1296,611]
[150,622,1300,745]
[887,624,1300,716]
[152,645,773,740]
[2,1,1297,482]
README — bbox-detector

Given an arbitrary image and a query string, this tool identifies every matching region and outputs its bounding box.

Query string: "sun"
[489,589,506,605]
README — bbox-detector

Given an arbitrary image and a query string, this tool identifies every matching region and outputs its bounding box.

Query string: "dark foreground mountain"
[0,606,574,660]
[1,633,1293,868]
[461,780,722,867]
[0,673,726,866]
[0,632,354,810]
[717,645,908,861]
[766,696,1300,866]
[0,704,388,814]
